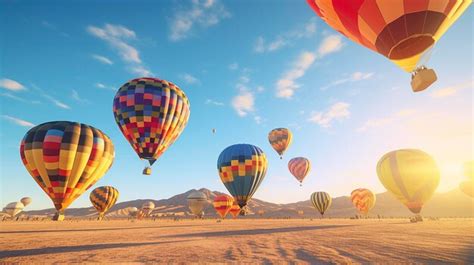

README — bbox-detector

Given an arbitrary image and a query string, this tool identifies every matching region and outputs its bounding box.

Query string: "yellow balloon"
[377,149,440,214]
[464,160,474,180]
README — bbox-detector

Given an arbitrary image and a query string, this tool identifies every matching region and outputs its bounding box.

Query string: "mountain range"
[21,188,473,219]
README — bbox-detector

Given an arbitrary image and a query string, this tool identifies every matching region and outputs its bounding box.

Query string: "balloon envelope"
[268,128,292,158]
[228,202,241,219]
[350,188,376,214]
[20,197,32,207]
[3,202,24,217]
[20,121,115,220]
[187,191,208,217]
[459,181,473,198]
[213,195,233,219]
[311,192,332,216]
[464,161,474,180]
[377,149,440,214]
[113,77,190,174]
[141,201,155,217]
[217,144,268,208]
[90,186,119,220]
[288,157,311,184]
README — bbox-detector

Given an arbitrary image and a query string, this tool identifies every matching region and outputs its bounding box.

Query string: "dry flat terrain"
[1,219,473,263]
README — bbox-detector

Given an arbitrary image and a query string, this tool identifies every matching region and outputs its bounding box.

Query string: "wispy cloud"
[31,84,71,110]
[276,52,315,98]
[206,99,224,106]
[2,115,35,128]
[321,72,374,90]
[0,92,41,104]
[317,35,343,57]
[308,102,350,128]
[430,79,472,98]
[92,54,113,65]
[71,89,90,104]
[95,83,116,91]
[180,73,200,85]
[357,109,416,133]
[0,78,25,91]
[275,34,344,99]
[169,0,230,41]
[254,18,316,53]
[87,24,152,76]
[41,21,69,37]
[228,62,239,71]
[232,89,254,117]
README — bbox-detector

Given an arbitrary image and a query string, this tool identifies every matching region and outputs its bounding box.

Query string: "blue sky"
[1,0,472,210]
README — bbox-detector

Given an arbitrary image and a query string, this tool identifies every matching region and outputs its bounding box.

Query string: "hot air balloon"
[90,186,119,220]
[288,157,311,186]
[377,149,440,215]
[20,121,115,221]
[307,0,471,92]
[212,128,216,134]
[213,195,234,219]
[257,210,265,217]
[311,192,332,217]
[20,197,32,207]
[229,202,241,219]
[350,189,376,215]
[141,201,155,217]
[268,128,292,159]
[113,77,190,175]
[217,144,268,209]
[128,207,139,218]
[459,180,473,198]
[297,210,305,217]
[464,160,474,179]
[3,202,24,218]
[187,191,208,218]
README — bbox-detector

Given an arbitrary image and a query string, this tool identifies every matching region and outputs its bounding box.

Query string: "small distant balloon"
[20,197,32,207]
[187,191,208,217]
[141,201,155,217]
[90,186,119,220]
[268,128,292,159]
[229,202,241,219]
[213,195,233,219]
[212,128,216,134]
[3,202,24,217]
[288,157,311,186]
[350,189,376,215]
[311,192,332,217]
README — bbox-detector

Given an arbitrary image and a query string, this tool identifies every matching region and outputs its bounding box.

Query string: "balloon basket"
[52,212,65,221]
[143,167,152,175]
[411,67,437,92]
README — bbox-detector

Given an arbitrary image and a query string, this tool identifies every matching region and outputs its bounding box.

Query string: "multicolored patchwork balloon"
[288,157,311,186]
[306,0,471,73]
[350,188,376,215]
[90,186,119,220]
[377,149,440,214]
[311,191,332,217]
[217,144,268,208]
[268,128,292,159]
[113,77,190,175]
[213,195,234,219]
[20,121,115,221]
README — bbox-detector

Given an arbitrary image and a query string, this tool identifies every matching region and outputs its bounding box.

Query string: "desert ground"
[1,218,473,263]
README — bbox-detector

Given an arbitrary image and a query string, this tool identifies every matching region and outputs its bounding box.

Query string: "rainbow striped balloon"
[288,157,311,185]
[268,128,292,159]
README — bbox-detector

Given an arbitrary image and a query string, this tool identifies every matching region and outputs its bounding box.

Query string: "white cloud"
[0,78,25,91]
[321,72,374,90]
[256,86,265,93]
[430,80,472,98]
[357,109,416,132]
[308,102,350,128]
[180,73,200,85]
[95,83,116,91]
[254,115,262,124]
[87,24,152,76]
[276,52,316,98]
[92,54,113,65]
[41,21,69,37]
[232,89,254,117]
[228,63,239,71]
[2,115,35,127]
[71,89,90,104]
[43,94,70,109]
[1,92,41,104]
[206,99,224,106]
[254,18,316,53]
[169,0,230,41]
[317,34,343,57]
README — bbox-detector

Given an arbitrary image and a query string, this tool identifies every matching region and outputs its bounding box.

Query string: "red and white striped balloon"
[288,157,311,186]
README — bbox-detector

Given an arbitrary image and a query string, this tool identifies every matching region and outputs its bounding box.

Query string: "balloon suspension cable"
[417,45,435,70]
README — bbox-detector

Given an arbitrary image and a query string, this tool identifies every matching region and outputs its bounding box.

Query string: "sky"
[0,0,472,210]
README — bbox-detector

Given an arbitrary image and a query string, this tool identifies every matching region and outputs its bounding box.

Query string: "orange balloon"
[213,195,233,219]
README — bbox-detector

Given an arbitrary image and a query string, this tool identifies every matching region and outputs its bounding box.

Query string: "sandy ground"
[1,218,473,264]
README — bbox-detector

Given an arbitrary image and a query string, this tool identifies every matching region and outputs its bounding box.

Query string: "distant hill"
[21,188,474,219]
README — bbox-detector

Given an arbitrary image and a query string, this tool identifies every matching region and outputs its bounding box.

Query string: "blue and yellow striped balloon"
[217,144,268,208]
[90,186,119,220]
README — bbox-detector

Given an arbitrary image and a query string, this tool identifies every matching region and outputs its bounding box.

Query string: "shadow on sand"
[167,224,352,238]
[0,239,196,258]
[0,224,200,234]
